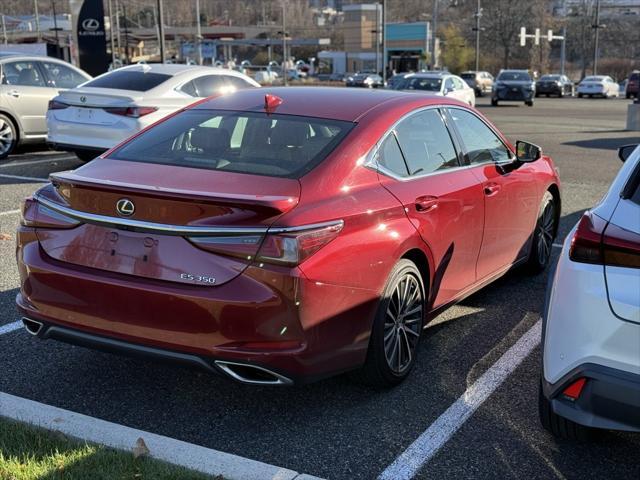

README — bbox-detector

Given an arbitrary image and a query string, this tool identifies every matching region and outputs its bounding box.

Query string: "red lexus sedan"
[16,87,560,387]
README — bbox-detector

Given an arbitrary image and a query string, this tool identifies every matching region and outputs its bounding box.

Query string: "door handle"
[7,90,20,98]
[484,183,501,196]
[415,195,439,213]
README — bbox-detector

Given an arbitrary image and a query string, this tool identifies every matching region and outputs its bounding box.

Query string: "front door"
[374,107,485,308]
[446,107,539,280]
[0,60,54,136]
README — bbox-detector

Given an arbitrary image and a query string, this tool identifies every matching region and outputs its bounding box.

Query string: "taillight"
[20,197,79,229]
[187,235,263,260]
[256,222,344,266]
[48,100,68,110]
[569,212,640,268]
[104,106,158,118]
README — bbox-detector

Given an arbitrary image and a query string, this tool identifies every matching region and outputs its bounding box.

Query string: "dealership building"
[318,3,431,75]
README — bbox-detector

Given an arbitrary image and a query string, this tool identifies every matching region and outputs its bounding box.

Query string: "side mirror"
[618,144,638,163]
[443,87,452,94]
[515,140,542,163]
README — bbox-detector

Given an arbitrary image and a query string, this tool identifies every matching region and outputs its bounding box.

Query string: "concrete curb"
[0,392,323,480]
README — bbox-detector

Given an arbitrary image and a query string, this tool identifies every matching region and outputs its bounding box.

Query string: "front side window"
[109,110,354,179]
[448,108,511,164]
[40,61,88,88]
[1,61,45,87]
[394,109,459,176]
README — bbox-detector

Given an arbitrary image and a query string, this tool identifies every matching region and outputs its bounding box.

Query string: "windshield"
[109,110,354,179]
[401,77,442,91]
[497,71,531,82]
[582,76,603,82]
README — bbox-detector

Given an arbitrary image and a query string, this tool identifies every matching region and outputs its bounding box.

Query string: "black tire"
[535,92,540,98]
[0,113,18,160]
[559,90,564,98]
[539,379,592,441]
[627,93,632,99]
[525,191,556,273]
[75,150,98,162]
[526,100,534,107]
[355,259,425,388]
[545,93,550,98]
[491,98,498,106]
[578,93,583,98]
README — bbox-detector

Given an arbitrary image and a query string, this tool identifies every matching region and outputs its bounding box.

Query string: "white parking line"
[0,209,20,216]
[0,321,23,336]
[0,156,76,168]
[0,173,48,182]
[0,392,323,480]
[378,319,542,480]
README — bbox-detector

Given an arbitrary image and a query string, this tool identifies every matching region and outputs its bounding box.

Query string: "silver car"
[0,53,91,159]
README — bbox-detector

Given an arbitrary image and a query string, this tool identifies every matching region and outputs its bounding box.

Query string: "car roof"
[193,87,455,122]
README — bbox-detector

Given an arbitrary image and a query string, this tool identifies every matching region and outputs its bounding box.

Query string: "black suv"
[492,70,535,107]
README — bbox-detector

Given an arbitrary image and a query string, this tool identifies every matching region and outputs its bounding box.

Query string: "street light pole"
[107,0,116,66]
[431,0,439,69]
[34,0,41,42]
[282,1,288,86]
[195,0,202,65]
[157,0,166,63]
[382,0,387,83]
[51,0,61,58]
[473,0,482,71]
[560,25,566,77]
[592,0,601,75]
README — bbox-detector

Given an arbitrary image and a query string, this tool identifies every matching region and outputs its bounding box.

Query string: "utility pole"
[473,0,482,71]
[375,4,380,75]
[592,0,602,75]
[382,0,387,83]
[107,0,116,66]
[1,16,6,45]
[430,0,439,69]
[115,0,122,62]
[123,3,130,64]
[157,0,166,63]
[195,0,202,65]
[51,0,61,58]
[560,25,566,76]
[34,0,41,42]
[282,1,288,86]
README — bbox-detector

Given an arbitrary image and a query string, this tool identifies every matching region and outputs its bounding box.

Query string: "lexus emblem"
[116,198,135,217]
[82,18,100,31]
[80,96,86,103]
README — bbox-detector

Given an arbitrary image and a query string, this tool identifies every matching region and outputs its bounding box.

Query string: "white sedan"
[576,75,620,98]
[394,73,476,107]
[540,144,640,439]
[47,63,260,161]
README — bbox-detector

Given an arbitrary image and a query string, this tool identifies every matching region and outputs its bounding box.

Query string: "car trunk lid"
[35,159,300,286]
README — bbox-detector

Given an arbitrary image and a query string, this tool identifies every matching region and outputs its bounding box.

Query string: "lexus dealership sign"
[71,0,109,76]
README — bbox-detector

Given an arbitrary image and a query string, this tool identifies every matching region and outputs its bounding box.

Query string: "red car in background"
[16,87,560,387]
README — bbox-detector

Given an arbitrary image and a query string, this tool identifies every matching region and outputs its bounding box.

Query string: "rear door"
[374,107,485,307]
[446,107,539,280]
[0,59,54,135]
[604,166,640,323]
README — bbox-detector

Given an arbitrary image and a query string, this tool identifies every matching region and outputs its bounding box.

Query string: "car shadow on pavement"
[563,136,640,150]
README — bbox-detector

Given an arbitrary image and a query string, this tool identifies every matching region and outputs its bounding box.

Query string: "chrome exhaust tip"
[215,360,293,386]
[22,317,44,336]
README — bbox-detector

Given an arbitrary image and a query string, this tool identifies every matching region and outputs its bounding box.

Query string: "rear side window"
[83,71,171,91]
[394,109,459,176]
[109,110,354,179]
[377,134,409,177]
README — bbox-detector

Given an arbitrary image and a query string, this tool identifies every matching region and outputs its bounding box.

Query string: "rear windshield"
[540,75,560,80]
[460,73,475,79]
[83,71,171,91]
[402,77,442,91]
[497,71,531,81]
[109,110,354,178]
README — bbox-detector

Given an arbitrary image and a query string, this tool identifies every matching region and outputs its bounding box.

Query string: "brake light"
[187,235,263,260]
[256,222,344,266]
[104,106,158,118]
[48,100,68,110]
[569,212,640,268]
[20,197,80,229]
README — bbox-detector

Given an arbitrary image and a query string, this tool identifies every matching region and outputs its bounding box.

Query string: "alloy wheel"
[537,202,555,266]
[0,118,14,157]
[383,274,423,374]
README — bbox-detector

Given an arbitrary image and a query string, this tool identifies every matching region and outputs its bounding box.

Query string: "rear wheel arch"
[401,248,432,301]
[546,184,561,237]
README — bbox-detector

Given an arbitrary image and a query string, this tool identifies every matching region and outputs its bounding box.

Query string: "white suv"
[540,144,640,439]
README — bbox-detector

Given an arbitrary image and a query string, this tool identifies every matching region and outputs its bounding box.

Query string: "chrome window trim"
[363,104,480,183]
[35,194,342,237]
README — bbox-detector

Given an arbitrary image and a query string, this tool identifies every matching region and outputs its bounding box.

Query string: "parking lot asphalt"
[1,96,639,479]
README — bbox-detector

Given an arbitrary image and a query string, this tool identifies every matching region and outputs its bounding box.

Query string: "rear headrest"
[190,127,230,153]
[270,121,308,147]
[18,68,39,86]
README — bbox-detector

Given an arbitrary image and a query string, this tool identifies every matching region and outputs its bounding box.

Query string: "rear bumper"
[542,363,640,432]
[16,230,378,384]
